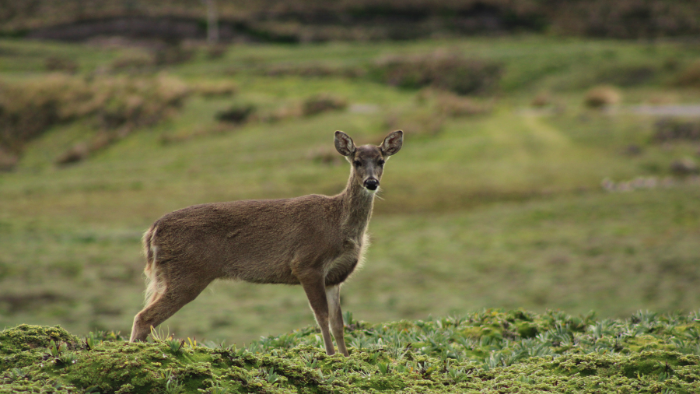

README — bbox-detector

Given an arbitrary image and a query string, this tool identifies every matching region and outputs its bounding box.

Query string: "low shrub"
[0,74,190,168]
[583,85,621,108]
[370,53,503,96]
[302,94,347,116]
[216,104,256,124]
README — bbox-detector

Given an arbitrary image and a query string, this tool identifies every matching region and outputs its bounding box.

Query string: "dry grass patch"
[583,85,621,108]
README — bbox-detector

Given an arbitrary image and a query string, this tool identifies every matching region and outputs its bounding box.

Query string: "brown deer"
[129,130,403,356]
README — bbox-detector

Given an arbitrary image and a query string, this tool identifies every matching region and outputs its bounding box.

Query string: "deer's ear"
[334,130,356,156]
[380,130,403,156]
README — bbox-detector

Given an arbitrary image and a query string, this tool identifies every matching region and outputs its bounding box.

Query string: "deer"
[129,130,403,356]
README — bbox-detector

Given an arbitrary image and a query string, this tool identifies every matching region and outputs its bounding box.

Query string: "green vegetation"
[3,310,700,392]
[1,33,700,362]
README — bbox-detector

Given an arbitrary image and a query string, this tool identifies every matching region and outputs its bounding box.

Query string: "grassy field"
[1,35,700,348]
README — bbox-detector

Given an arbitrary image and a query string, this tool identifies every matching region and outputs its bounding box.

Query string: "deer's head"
[334,130,403,193]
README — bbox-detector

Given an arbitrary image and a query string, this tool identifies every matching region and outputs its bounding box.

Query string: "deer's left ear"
[380,130,403,156]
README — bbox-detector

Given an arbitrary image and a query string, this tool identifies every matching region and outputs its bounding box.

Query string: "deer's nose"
[364,178,379,190]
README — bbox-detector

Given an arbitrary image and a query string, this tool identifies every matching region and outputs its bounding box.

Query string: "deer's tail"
[142,225,164,306]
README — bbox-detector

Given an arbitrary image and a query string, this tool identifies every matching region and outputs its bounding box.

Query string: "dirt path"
[519,104,700,118]
[629,104,700,117]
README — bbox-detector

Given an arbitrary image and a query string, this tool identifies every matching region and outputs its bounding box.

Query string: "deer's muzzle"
[364,178,379,190]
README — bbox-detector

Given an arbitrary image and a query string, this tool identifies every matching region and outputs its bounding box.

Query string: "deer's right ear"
[334,131,356,156]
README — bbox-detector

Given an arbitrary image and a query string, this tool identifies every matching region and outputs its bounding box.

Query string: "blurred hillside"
[1,0,700,42]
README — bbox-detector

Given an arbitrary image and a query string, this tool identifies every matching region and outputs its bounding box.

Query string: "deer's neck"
[338,172,375,237]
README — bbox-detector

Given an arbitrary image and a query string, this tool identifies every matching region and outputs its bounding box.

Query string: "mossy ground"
[2,309,700,393]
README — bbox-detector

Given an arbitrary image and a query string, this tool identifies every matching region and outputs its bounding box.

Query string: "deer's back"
[150,195,345,284]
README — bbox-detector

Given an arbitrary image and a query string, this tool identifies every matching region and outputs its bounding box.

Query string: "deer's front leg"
[300,274,336,355]
[327,285,349,356]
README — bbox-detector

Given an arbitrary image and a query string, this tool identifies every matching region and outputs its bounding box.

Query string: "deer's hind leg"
[130,264,214,342]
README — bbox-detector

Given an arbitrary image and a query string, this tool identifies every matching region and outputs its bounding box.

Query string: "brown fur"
[129,130,403,356]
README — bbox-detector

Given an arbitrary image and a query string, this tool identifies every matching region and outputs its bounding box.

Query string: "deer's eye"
[354,160,362,167]
[378,159,385,167]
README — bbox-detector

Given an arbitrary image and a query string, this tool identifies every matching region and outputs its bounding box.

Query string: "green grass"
[1,35,700,348]
[2,309,700,393]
